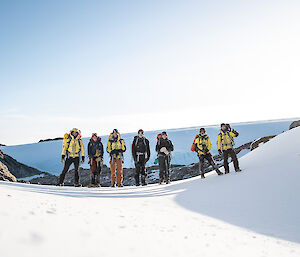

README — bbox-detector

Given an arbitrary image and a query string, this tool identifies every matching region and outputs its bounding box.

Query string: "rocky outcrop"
[38,137,63,143]
[0,151,17,182]
[0,150,44,178]
[289,120,300,130]
[250,136,276,151]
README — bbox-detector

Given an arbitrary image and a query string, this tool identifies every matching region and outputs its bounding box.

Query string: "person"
[59,128,85,187]
[132,129,150,186]
[88,133,104,187]
[217,123,241,174]
[193,128,223,179]
[156,131,174,184]
[106,129,126,187]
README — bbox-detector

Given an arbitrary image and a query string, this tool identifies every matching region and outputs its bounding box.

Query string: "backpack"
[190,134,199,152]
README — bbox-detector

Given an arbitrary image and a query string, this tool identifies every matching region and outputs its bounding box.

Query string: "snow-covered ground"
[0,125,300,257]
[1,119,294,175]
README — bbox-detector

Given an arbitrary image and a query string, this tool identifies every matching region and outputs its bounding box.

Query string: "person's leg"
[95,161,101,186]
[116,158,123,186]
[223,150,230,173]
[199,155,205,178]
[229,149,240,171]
[140,155,147,186]
[165,156,170,183]
[206,154,223,175]
[158,156,165,183]
[73,157,80,185]
[110,158,117,186]
[134,161,141,186]
[59,158,73,185]
[90,159,97,185]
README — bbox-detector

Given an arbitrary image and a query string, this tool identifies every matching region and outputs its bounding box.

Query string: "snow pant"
[199,153,219,175]
[223,149,240,173]
[90,158,102,185]
[59,157,80,185]
[134,154,147,185]
[158,155,171,182]
[110,158,123,185]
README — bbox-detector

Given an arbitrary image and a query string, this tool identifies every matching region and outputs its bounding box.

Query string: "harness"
[135,137,148,162]
[219,131,235,148]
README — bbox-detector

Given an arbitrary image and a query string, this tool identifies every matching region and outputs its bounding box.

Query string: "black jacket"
[88,138,104,159]
[156,138,174,156]
[132,136,151,161]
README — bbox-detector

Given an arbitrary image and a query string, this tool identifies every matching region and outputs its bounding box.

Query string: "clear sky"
[1,0,299,145]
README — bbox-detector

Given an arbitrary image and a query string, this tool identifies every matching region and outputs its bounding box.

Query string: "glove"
[218,149,222,155]
[81,156,85,163]
[61,155,65,163]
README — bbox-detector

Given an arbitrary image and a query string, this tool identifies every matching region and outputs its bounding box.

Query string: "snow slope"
[1,119,294,175]
[0,126,299,257]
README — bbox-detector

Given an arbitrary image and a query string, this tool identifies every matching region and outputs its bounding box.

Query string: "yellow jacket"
[194,135,212,155]
[62,129,85,158]
[217,130,238,151]
[106,133,126,159]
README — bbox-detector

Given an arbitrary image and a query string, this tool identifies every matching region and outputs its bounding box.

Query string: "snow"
[1,119,294,175]
[0,126,300,257]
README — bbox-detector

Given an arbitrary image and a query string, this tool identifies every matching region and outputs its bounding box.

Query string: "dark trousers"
[134,154,147,185]
[199,153,218,175]
[90,158,102,185]
[59,157,80,184]
[223,149,240,172]
[158,155,170,181]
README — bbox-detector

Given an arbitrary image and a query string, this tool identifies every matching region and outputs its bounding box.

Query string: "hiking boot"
[216,169,223,176]
[235,169,241,172]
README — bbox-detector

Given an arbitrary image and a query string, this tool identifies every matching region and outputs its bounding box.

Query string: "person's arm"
[230,130,239,137]
[121,139,126,152]
[80,139,85,157]
[207,137,212,152]
[100,142,104,158]
[146,139,151,160]
[87,142,91,158]
[169,140,174,152]
[107,141,111,154]
[155,142,160,153]
[217,134,221,150]
[132,139,137,161]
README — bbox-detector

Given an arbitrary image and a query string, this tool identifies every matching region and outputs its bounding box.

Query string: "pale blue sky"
[1,0,300,145]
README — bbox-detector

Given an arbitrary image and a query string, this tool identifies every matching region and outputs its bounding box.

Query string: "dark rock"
[250,136,276,151]
[38,138,63,143]
[289,120,300,130]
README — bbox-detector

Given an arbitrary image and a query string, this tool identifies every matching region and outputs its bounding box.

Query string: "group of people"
[58,123,240,187]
